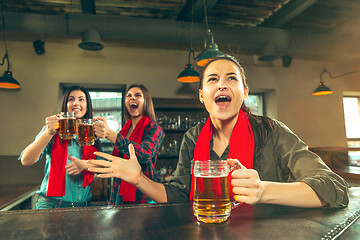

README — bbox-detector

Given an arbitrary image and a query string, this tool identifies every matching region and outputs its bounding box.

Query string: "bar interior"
[0,1,360,239]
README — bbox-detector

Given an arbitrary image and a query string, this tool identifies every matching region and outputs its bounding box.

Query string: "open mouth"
[129,102,138,110]
[215,95,232,103]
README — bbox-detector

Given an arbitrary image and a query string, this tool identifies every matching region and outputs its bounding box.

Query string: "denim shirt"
[19,126,92,202]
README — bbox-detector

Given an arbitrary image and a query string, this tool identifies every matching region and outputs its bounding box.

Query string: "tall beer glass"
[59,112,77,140]
[77,119,95,146]
[193,160,231,223]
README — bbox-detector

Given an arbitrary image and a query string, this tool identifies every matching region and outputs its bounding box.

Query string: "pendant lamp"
[312,68,360,96]
[196,0,224,67]
[312,81,333,96]
[196,30,224,67]
[177,0,199,83]
[177,49,200,83]
[0,13,20,89]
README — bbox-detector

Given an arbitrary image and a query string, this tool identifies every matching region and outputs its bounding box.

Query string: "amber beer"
[193,160,231,223]
[59,112,77,140]
[77,119,95,146]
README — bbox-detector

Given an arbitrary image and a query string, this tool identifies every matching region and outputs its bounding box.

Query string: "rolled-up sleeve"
[273,120,349,208]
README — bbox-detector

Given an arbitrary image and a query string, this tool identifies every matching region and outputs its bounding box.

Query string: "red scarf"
[47,134,97,197]
[113,115,150,202]
[190,110,254,201]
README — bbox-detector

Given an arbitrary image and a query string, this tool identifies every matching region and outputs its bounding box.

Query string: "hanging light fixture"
[0,6,20,89]
[177,49,200,82]
[177,0,199,83]
[78,28,104,51]
[312,68,360,96]
[196,0,224,67]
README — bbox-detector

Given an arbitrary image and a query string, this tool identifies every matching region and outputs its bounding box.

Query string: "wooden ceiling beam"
[261,0,317,27]
[81,0,96,14]
[177,0,218,22]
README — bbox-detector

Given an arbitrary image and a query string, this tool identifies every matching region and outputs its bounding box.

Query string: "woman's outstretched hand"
[87,144,142,185]
[65,154,90,175]
[227,158,265,205]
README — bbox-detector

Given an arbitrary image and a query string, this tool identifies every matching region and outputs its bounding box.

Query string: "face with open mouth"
[67,90,87,119]
[125,87,145,120]
[199,59,249,121]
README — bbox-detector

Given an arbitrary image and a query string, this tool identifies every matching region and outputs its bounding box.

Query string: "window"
[343,96,360,166]
[245,93,264,116]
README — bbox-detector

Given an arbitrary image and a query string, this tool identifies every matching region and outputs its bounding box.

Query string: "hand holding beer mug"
[193,160,238,223]
[77,119,96,146]
[59,112,77,140]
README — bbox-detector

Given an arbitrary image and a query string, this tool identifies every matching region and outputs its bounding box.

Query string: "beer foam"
[194,173,228,178]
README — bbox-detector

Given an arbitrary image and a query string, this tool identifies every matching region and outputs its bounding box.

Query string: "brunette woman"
[87,56,348,208]
[19,86,102,209]
[92,84,164,204]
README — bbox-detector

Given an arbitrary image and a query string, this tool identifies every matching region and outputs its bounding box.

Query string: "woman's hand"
[65,155,88,175]
[45,114,59,135]
[87,144,142,185]
[227,158,265,205]
[94,116,111,138]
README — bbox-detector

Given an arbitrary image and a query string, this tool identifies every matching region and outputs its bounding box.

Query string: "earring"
[200,100,203,104]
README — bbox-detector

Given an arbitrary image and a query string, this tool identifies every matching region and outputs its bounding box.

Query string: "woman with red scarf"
[88,55,348,208]
[92,84,164,204]
[19,86,101,209]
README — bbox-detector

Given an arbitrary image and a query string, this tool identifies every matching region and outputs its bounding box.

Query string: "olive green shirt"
[164,119,349,208]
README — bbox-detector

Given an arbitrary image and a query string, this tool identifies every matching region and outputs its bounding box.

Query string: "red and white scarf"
[113,115,150,202]
[47,134,97,197]
[189,110,254,201]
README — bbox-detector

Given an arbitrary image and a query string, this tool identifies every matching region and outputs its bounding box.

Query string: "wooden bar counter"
[0,187,359,240]
[0,184,39,211]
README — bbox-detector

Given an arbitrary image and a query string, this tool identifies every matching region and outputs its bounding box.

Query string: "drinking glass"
[59,112,77,140]
[77,119,95,146]
[193,160,232,223]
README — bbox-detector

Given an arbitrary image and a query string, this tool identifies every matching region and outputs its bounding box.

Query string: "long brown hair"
[124,84,157,123]
[60,86,101,151]
[61,86,94,119]
[199,54,274,169]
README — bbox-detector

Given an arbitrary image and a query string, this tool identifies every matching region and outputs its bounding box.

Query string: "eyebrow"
[226,72,237,75]
[127,91,142,95]
[206,72,237,77]
[69,96,85,99]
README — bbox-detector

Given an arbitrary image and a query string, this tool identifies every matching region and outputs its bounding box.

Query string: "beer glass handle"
[231,201,241,209]
[229,163,241,172]
[229,162,242,210]
[93,119,100,140]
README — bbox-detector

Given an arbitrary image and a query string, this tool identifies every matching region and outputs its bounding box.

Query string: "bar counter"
[1,187,359,240]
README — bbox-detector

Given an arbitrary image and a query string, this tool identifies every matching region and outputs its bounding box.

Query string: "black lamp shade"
[196,43,224,67]
[312,82,333,96]
[177,64,200,83]
[0,71,20,89]
[78,29,104,51]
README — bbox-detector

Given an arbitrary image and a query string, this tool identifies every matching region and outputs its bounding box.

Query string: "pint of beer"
[77,119,95,146]
[59,112,77,140]
[193,160,231,223]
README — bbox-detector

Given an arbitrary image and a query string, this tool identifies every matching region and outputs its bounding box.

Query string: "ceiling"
[1,0,360,60]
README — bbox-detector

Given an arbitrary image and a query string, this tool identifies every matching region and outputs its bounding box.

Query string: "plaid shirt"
[109,119,164,204]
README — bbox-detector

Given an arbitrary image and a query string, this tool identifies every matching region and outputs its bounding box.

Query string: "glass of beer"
[59,112,77,140]
[193,160,231,223]
[77,119,95,146]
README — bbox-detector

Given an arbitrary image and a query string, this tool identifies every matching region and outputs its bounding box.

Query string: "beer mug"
[77,119,96,146]
[193,160,234,223]
[59,112,77,140]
